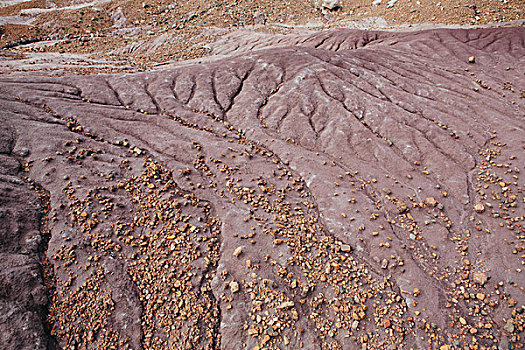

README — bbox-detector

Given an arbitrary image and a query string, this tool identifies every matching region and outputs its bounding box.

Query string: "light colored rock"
[276,301,294,309]
[387,0,397,8]
[504,320,514,333]
[474,202,485,213]
[381,258,388,269]
[472,271,488,285]
[229,281,239,293]
[340,244,352,252]
[397,200,408,213]
[424,197,437,207]
[232,246,243,257]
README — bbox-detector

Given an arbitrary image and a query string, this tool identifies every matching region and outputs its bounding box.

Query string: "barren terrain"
[0,1,524,350]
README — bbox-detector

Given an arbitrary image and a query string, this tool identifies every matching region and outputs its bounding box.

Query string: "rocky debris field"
[0,0,524,72]
[0,24,525,350]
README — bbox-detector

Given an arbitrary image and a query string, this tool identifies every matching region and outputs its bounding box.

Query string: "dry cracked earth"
[0,23,525,350]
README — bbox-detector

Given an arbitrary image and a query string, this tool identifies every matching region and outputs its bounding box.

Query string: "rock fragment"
[232,246,243,257]
[474,202,485,213]
[276,301,294,309]
[504,320,515,333]
[424,197,438,207]
[381,259,389,269]
[472,271,487,285]
[387,0,397,8]
[340,243,352,252]
[230,281,239,293]
[397,200,409,213]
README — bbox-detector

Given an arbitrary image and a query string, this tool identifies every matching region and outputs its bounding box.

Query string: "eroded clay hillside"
[0,26,524,350]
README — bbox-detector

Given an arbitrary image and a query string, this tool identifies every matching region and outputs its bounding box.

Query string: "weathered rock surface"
[0,26,524,349]
[0,117,49,350]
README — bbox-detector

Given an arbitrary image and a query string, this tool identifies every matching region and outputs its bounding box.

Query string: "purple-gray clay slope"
[0,26,524,350]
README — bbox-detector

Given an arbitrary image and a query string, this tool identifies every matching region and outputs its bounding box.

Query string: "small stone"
[351,320,359,330]
[472,271,487,285]
[276,301,294,309]
[397,201,408,213]
[233,246,243,257]
[381,259,388,269]
[440,346,451,350]
[504,320,515,333]
[474,203,485,213]
[383,319,391,328]
[230,281,239,293]
[424,197,437,207]
[340,244,352,252]
[476,293,485,301]
[459,317,467,325]
[18,147,30,157]
[468,56,475,63]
